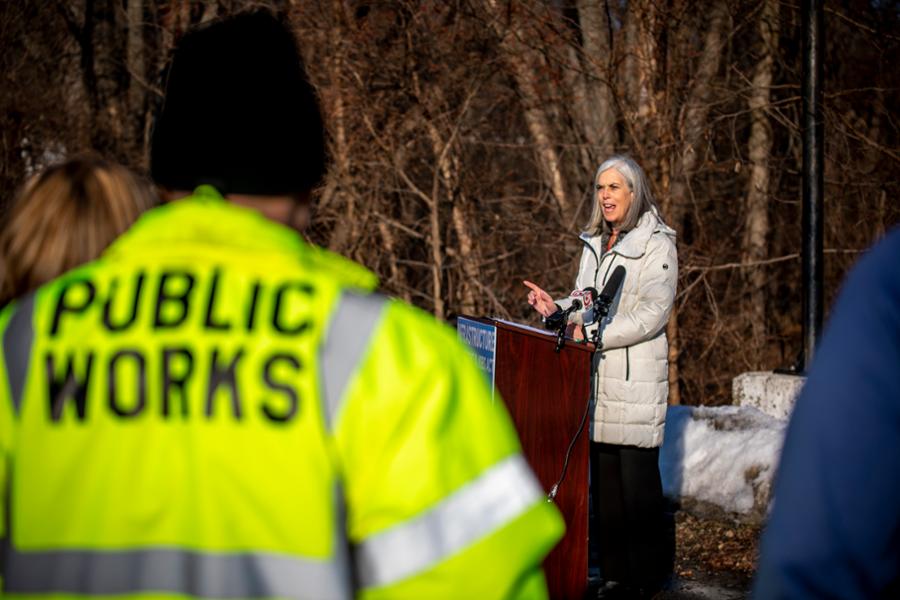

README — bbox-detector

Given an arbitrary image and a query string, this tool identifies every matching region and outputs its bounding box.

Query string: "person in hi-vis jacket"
[525,155,677,598]
[0,11,564,599]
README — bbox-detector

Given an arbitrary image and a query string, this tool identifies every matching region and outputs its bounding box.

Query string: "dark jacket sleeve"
[753,228,900,599]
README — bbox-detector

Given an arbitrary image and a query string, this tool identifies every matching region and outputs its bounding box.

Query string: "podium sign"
[457,317,497,401]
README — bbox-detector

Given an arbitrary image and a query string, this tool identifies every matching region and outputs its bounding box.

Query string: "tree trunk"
[200,0,217,23]
[377,219,411,304]
[743,0,779,363]
[669,1,728,219]
[80,0,99,119]
[428,174,445,319]
[575,0,617,160]
[416,71,481,317]
[617,0,666,169]
[160,1,191,57]
[126,0,146,156]
[422,121,473,317]
[665,0,728,405]
[321,0,358,255]
[451,198,478,315]
[485,0,572,220]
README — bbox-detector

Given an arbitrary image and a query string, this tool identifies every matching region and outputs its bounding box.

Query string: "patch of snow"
[21,137,67,178]
[660,405,787,523]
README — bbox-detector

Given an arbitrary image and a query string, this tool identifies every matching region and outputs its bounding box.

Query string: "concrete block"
[732,371,805,420]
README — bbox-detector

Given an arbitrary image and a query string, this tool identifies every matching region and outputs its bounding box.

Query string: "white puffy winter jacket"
[560,208,677,448]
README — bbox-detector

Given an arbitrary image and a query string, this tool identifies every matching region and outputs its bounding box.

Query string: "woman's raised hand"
[523,280,558,318]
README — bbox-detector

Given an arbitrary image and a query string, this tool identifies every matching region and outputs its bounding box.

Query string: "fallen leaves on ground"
[674,512,760,582]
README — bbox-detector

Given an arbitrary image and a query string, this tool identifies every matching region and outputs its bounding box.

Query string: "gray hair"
[584,155,661,235]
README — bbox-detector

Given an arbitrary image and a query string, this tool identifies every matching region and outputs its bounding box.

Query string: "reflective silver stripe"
[6,547,350,599]
[331,483,355,596]
[2,292,35,415]
[356,454,543,588]
[319,292,387,428]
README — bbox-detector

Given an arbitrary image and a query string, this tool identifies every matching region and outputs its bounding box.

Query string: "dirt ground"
[587,510,761,599]
[659,512,760,599]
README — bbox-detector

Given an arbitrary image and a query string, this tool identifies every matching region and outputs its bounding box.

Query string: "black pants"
[590,442,668,593]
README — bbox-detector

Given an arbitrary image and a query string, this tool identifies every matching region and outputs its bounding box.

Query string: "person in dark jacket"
[753,226,900,599]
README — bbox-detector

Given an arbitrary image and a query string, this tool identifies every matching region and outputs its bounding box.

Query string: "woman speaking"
[524,155,677,598]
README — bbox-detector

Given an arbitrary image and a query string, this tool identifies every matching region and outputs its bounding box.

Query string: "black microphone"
[598,265,626,306]
[590,266,626,346]
[545,299,582,330]
[564,298,583,317]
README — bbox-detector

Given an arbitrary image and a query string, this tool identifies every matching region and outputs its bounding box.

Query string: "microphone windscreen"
[600,266,626,300]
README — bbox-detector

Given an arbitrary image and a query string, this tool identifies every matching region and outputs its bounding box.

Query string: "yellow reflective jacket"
[0,187,564,599]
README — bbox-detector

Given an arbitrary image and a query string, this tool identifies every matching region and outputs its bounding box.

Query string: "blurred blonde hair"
[0,156,157,305]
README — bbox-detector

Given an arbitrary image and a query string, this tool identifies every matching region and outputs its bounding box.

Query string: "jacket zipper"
[625,346,630,381]
[600,255,616,286]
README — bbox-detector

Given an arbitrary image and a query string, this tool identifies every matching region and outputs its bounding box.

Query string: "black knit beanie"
[150,11,325,196]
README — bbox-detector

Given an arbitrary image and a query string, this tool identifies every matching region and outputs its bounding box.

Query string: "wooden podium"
[461,317,594,600]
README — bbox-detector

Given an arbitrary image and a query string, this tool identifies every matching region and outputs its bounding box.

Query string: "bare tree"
[573,0,617,161]
[484,0,574,220]
[4,0,900,407]
[742,0,780,360]
[664,1,729,405]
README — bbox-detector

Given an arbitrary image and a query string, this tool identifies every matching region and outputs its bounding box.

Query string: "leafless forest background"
[2,0,899,405]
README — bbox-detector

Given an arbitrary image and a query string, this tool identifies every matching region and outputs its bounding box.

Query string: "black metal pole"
[801,0,824,371]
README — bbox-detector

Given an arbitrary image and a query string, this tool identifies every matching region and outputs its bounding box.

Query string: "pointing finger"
[523,280,541,293]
